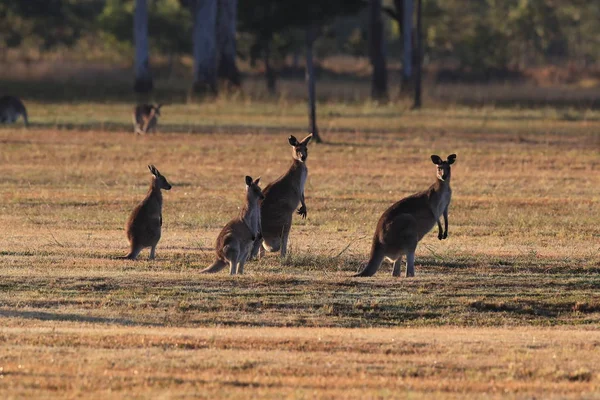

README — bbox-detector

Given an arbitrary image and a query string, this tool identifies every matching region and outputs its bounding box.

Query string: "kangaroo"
[122,165,172,260]
[250,134,312,259]
[354,154,456,278]
[201,176,264,275]
[133,103,162,134]
[0,95,29,126]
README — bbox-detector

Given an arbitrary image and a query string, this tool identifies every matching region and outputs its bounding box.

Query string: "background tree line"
[2,0,599,87]
[1,0,599,136]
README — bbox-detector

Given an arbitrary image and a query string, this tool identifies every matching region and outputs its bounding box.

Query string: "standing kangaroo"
[133,104,162,134]
[354,154,456,278]
[122,165,172,260]
[250,134,312,259]
[201,176,264,275]
[0,95,29,126]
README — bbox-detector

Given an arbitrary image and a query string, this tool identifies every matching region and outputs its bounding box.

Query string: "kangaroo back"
[256,134,312,258]
[123,165,172,260]
[133,103,162,134]
[354,154,456,278]
[202,176,264,274]
[0,96,28,126]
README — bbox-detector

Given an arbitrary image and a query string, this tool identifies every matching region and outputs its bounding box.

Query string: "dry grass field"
[0,100,599,398]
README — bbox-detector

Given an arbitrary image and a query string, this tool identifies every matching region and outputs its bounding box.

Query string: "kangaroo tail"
[117,253,135,260]
[200,259,228,273]
[22,109,29,127]
[353,238,385,277]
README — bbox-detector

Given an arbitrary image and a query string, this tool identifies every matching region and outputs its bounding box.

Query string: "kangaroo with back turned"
[251,134,312,259]
[0,95,29,127]
[201,176,264,275]
[133,103,162,134]
[355,154,456,277]
[122,165,172,260]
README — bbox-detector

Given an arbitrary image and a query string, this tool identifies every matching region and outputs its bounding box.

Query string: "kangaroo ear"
[149,165,160,176]
[253,177,261,185]
[431,155,443,165]
[245,176,253,186]
[447,154,457,164]
[300,134,313,145]
[288,135,298,146]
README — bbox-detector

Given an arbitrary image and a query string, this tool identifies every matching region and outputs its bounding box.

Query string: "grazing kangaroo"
[133,103,162,134]
[250,134,312,259]
[354,154,456,278]
[0,95,29,126]
[201,176,264,275]
[122,165,172,260]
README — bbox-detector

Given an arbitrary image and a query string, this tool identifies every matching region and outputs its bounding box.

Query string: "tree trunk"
[217,0,241,87]
[413,0,422,109]
[264,37,276,94]
[369,0,388,100]
[133,0,152,93]
[305,25,322,143]
[393,0,404,34]
[192,0,218,95]
[402,0,413,91]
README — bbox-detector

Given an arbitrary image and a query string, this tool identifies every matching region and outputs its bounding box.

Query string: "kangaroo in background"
[122,165,172,260]
[201,176,264,275]
[354,154,456,278]
[0,95,29,126]
[133,104,162,134]
[250,134,312,259]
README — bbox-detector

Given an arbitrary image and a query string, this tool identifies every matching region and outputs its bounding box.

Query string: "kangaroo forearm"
[442,208,449,239]
[297,193,307,219]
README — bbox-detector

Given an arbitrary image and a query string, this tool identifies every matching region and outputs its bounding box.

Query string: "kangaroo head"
[431,154,456,182]
[148,164,172,190]
[288,134,312,163]
[245,175,265,200]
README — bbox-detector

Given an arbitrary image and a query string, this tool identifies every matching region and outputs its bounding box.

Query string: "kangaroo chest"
[430,187,451,219]
[242,206,260,236]
[438,189,451,216]
[299,167,308,195]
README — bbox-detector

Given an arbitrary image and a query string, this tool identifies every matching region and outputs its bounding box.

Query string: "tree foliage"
[1,0,599,75]
[98,0,192,55]
[422,0,600,70]
[0,0,103,50]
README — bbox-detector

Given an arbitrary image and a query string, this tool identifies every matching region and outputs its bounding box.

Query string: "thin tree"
[262,36,276,94]
[133,0,152,93]
[402,0,413,91]
[192,0,218,94]
[413,0,422,108]
[217,0,241,87]
[305,24,321,143]
[369,0,388,100]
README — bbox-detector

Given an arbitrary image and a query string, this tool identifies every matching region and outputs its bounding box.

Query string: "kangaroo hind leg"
[392,255,404,277]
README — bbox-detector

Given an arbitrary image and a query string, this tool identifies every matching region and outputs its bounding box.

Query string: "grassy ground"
[0,101,599,398]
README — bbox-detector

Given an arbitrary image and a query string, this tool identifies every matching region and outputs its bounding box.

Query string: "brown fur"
[201,176,264,275]
[122,165,172,260]
[0,95,28,126]
[355,154,456,277]
[251,134,312,259]
[133,104,162,134]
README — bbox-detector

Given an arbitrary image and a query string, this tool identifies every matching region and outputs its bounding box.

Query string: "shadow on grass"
[1,121,409,137]
[0,308,163,327]
[445,97,600,111]
[468,298,587,318]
